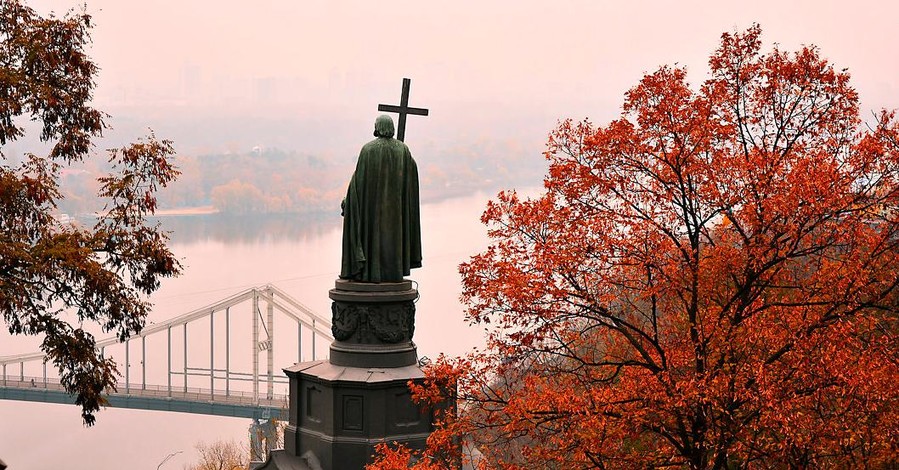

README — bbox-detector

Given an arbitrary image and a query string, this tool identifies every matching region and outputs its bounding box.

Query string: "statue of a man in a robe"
[340,115,422,282]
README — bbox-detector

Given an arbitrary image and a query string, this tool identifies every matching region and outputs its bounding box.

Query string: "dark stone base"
[329,280,419,368]
[282,361,430,469]
[329,342,418,368]
[269,279,432,469]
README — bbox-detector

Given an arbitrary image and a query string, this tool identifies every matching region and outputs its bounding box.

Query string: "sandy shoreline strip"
[153,206,219,216]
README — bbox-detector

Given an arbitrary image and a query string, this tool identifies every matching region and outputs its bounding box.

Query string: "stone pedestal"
[279,280,431,470]
[328,279,418,368]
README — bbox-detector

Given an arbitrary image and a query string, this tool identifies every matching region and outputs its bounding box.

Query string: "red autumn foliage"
[1,1,180,425]
[369,25,899,469]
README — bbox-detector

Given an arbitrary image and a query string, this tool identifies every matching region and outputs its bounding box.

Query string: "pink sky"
[27,0,899,126]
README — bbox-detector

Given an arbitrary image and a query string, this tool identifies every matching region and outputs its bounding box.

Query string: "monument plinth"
[329,280,418,368]
[280,280,430,469]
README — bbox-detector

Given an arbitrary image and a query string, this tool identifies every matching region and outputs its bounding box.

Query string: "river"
[0,189,520,469]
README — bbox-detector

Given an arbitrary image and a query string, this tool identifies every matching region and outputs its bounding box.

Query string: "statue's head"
[373,114,395,138]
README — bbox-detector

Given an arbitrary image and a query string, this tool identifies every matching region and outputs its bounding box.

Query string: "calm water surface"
[0,190,514,469]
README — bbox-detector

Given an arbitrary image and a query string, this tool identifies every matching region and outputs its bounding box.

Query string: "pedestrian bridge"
[0,284,333,421]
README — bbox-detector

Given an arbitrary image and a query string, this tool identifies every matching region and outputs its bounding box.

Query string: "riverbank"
[153,205,218,216]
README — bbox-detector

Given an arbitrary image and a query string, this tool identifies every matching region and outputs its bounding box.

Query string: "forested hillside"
[55,139,543,216]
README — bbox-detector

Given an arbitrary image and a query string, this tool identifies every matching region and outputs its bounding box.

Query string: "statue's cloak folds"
[340,137,422,282]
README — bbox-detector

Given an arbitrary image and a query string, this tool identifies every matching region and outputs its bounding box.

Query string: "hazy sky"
[26,0,899,154]
[4,2,899,468]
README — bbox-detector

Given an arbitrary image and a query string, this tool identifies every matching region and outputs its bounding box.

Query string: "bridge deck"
[0,285,330,421]
[0,377,288,420]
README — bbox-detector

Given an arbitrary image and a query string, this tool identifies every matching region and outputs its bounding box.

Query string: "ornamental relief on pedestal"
[330,301,415,344]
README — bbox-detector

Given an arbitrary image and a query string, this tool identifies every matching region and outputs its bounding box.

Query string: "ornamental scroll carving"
[330,301,416,344]
[331,303,360,341]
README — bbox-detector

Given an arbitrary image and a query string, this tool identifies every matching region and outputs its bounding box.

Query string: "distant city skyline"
[28,0,899,126]
[19,0,899,212]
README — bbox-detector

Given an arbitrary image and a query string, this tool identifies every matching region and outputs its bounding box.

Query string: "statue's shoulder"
[361,138,382,152]
[388,138,411,154]
[360,138,410,155]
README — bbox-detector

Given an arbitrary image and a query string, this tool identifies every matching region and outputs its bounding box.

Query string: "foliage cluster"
[371,26,899,469]
[185,439,249,470]
[1,0,180,424]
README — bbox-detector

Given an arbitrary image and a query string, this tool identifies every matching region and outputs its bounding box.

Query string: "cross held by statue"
[378,78,429,142]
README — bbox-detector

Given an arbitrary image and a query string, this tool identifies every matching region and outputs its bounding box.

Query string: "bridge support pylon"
[249,413,281,462]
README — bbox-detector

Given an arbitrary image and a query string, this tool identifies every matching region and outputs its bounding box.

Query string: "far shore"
[153,205,219,216]
[67,181,540,220]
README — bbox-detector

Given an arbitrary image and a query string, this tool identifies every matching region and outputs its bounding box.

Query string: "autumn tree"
[210,179,268,214]
[0,1,180,424]
[370,25,899,469]
[186,440,249,470]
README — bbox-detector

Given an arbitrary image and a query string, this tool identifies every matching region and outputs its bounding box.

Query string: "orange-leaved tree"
[1,1,180,425]
[370,25,899,469]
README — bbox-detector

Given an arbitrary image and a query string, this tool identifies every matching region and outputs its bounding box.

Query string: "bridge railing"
[0,284,331,411]
[2,375,288,405]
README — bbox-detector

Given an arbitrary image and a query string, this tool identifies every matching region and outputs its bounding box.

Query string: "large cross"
[378,78,429,142]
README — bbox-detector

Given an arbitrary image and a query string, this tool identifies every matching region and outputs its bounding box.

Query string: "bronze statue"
[339,115,422,282]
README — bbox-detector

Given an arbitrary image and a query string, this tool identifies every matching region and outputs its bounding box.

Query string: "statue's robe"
[340,136,422,282]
